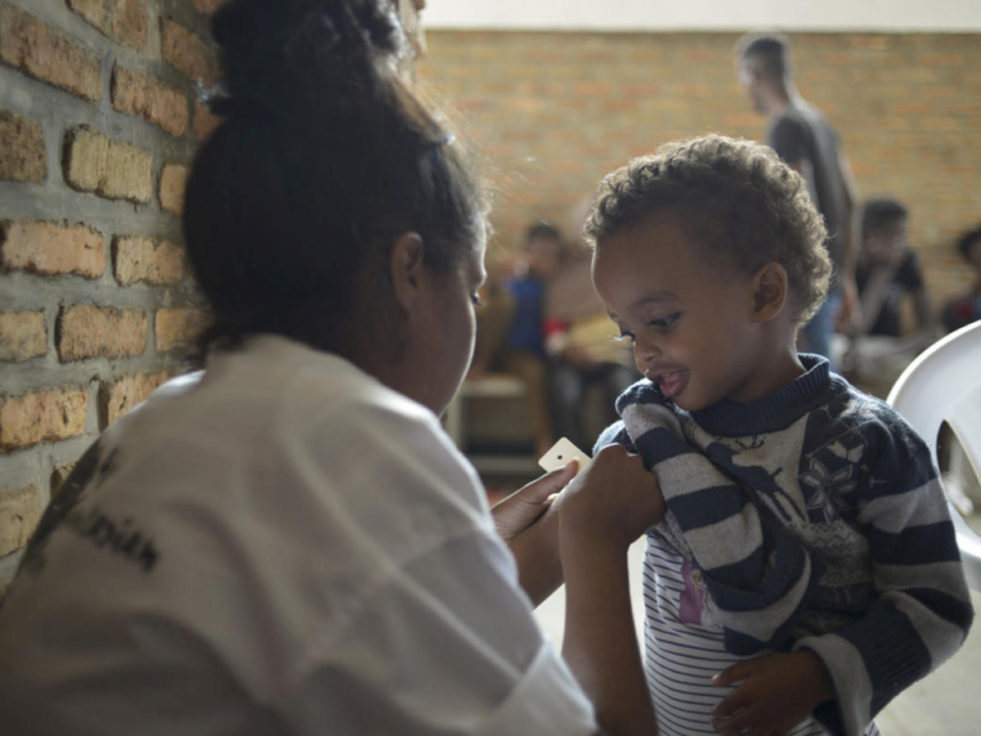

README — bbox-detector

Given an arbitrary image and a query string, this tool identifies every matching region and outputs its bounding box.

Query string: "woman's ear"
[751,262,789,322]
[389,232,425,313]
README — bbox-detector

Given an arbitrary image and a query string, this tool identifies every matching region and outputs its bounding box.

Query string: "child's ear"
[750,262,788,322]
[389,231,425,313]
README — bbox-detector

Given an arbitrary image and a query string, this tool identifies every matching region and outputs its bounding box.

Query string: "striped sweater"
[598,355,973,736]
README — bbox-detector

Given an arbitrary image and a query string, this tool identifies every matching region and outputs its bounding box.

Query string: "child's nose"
[633,336,661,365]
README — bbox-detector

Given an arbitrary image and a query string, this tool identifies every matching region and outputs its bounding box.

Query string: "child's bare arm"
[559,445,665,736]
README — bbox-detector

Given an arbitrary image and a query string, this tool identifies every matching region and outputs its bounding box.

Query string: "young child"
[585,135,973,736]
[853,197,932,340]
[840,197,934,394]
[470,222,563,455]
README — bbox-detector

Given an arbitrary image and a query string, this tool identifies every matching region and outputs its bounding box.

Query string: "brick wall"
[418,31,981,303]
[0,0,222,590]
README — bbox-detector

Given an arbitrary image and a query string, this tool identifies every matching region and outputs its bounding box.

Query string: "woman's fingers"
[491,461,578,540]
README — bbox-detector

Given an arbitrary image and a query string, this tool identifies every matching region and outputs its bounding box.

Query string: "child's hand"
[710,651,834,736]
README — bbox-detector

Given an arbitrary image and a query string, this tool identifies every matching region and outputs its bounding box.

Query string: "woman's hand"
[491,461,578,543]
[491,462,579,604]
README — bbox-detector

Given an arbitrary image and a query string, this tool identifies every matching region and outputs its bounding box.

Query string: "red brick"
[160,19,217,83]
[99,370,169,427]
[158,163,188,214]
[920,117,959,132]
[0,311,46,361]
[63,126,153,203]
[0,109,46,183]
[112,66,189,138]
[68,0,149,50]
[0,388,88,451]
[192,100,222,141]
[57,305,147,361]
[0,485,42,556]
[68,0,108,30]
[114,0,150,49]
[0,5,102,101]
[155,307,209,352]
[0,220,105,278]
[113,236,184,285]
[68,0,112,25]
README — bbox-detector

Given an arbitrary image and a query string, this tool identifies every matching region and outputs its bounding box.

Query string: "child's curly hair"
[584,134,831,323]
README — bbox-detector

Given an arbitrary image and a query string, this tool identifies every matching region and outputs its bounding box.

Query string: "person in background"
[0,2,663,734]
[942,224,981,333]
[587,135,971,736]
[853,197,932,339]
[545,232,637,451]
[736,32,861,366]
[837,197,934,392]
[470,222,563,456]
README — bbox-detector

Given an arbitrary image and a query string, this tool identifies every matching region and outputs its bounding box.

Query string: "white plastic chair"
[886,321,981,590]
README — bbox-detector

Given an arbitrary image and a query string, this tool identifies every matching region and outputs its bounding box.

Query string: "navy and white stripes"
[641,535,843,736]
[602,355,971,736]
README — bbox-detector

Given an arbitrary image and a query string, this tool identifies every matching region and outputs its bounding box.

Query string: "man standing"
[737,33,860,364]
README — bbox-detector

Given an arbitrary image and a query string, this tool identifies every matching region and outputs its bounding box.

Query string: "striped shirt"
[643,531,877,735]
[598,355,971,736]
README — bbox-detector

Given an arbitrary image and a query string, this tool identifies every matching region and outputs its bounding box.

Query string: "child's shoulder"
[593,419,634,455]
[824,373,914,431]
[821,373,936,472]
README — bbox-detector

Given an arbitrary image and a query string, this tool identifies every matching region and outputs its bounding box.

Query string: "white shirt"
[0,335,596,736]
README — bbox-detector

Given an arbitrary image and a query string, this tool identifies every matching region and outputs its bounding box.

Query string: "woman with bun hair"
[0,2,661,734]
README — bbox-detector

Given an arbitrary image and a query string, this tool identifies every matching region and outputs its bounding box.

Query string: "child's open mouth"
[653,369,688,400]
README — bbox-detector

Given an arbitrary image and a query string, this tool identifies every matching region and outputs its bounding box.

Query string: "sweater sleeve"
[793,411,974,736]
[616,383,813,654]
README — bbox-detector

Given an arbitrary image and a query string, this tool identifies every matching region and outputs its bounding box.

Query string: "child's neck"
[731,341,806,405]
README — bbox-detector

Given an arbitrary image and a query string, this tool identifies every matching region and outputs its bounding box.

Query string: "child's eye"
[470,293,486,308]
[615,329,636,344]
[648,313,680,330]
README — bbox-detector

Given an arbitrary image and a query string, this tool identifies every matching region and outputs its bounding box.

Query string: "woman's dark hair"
[184,0,485,354]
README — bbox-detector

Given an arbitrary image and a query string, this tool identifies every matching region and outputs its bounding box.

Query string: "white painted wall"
[422,0,981,32]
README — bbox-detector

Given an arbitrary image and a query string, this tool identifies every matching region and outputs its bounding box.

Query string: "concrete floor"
[534,540,981,736]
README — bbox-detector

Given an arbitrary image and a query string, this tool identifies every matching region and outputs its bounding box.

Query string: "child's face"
[525,236,562,278]
[592,213,771,411]
[864,219,908,267]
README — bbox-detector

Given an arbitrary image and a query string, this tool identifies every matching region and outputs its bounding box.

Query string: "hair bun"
[210,0,405,116]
